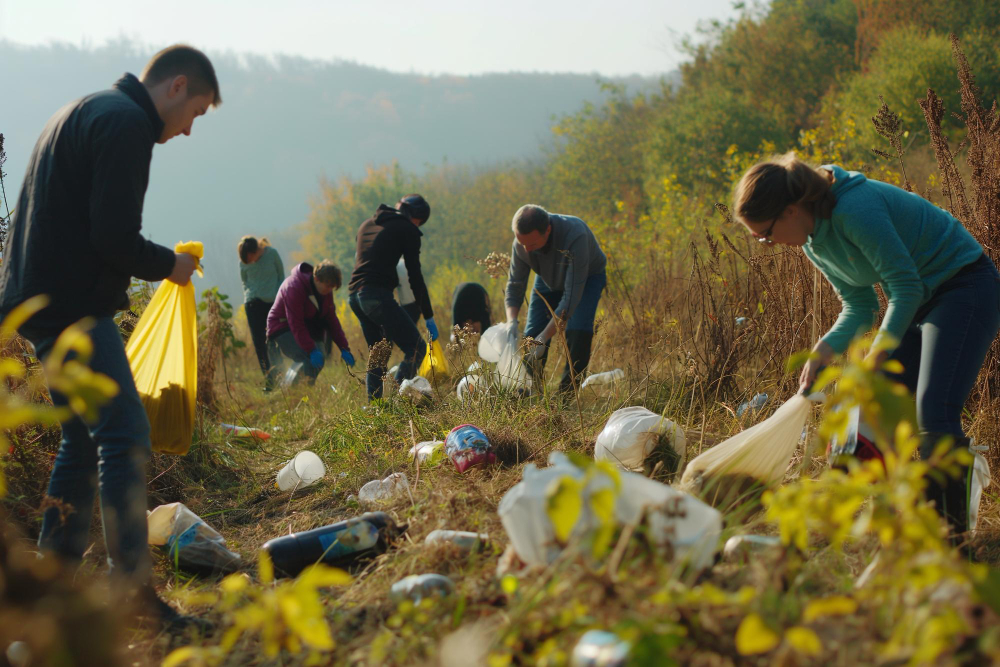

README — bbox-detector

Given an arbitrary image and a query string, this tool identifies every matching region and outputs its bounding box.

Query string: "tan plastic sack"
[680,394,811,501]
[594,407,685,471]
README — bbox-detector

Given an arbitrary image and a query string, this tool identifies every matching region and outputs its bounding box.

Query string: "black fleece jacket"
[348,205,434,320]
[0,73,176,335]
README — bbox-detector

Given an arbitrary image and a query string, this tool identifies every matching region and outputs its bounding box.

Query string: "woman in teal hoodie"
[733,152,1000,537]
[238,236,285,387]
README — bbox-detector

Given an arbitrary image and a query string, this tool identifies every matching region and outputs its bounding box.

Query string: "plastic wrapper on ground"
[498,452,721,571]
[147,502,241,574]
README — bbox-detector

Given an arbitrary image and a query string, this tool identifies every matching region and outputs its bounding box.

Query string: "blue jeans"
[524,271,607,337]
[888,254,1000,439]
[525,272,606,391]
[26,317,152,583]
[349,288,426,400]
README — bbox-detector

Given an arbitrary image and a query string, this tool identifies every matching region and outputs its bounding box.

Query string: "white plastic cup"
[276,450,326,491]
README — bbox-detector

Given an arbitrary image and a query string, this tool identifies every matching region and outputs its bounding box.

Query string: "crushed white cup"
[276,450,326,491]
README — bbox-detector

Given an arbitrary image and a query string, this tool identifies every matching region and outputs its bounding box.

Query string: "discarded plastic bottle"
[722,535,782,562]
[736,392,768,417]
[261,511,405,578]
[445,424,496,473]
[389,573,455,604]
[580,369,624,389]
[570,630,631,667]
[425,530,489,552]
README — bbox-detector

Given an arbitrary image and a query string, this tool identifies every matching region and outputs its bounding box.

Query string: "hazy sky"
[0,0,740,76]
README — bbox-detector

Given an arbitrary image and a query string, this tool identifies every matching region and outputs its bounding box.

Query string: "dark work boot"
[558,330,594,394]
[920,432,971,544]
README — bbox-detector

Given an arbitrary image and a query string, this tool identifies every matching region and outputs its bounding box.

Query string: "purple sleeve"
[284,280,315,354]
[326,298,350,352]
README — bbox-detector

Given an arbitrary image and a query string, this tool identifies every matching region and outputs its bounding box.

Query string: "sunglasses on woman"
[755,216,778,244]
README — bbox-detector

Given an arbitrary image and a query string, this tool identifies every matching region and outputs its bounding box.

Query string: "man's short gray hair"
[511,205,551,235]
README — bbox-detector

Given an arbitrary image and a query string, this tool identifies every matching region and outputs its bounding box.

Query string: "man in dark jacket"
[0,45,220,632]
[348,195,437,400]
[266,260,354,385]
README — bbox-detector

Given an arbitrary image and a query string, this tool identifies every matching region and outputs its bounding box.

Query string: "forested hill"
[0,39,667,300]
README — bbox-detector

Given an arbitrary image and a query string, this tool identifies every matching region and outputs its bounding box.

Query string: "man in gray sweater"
[503,204,607,393]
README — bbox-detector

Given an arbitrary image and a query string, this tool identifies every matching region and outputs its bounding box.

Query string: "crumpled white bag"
[359,472,410,503]
[147,502,242,573]
[498,452,721,571]
[399,376,433,399]
[594,406,685,471]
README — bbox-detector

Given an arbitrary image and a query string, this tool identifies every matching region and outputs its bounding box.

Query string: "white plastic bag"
[496,344,530,391]
[457,374,485,400]
[359,472,410,503]
[409,441,444,464]
[478,324,512,363]
[970,443,991,533]
[680,394,811,495]
[581,369,624,389]
[147,502,242,573]
[498,452,721,571]
[399,376,433,399]
[594,406,685,471]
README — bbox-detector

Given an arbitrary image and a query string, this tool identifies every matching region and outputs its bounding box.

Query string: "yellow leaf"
[590,488,615,523]
[0,294,49,339]
[258,549,275,584]
[220,572,250,594]
[161,646,201,667]
[881,359,904,374]
[785,626,822,656]
[735,613,780,655]
[501,574,519,595]
[546,475,583,543]
[297,564,352,589]
[803,596,857,623]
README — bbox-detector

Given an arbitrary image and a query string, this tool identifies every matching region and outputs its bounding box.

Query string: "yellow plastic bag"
[125,241,202,455]
[418,339,450,378]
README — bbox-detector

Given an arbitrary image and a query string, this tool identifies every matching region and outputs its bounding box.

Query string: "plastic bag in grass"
[679,394,811,505]
[147,502,241,573]
[125,241,202,455]
[418,339,450,377]
[595,406,685,472]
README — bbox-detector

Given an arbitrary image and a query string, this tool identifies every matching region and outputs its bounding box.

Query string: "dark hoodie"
[348,204,433,319]
[0,73,176,335]
[266,262,349,354]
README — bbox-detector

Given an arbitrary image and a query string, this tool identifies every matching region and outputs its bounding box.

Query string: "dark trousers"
[349,288,426,400]
[887,254,1000,440]
[245,298,273,377]
[267,330,323,383]
[402,301,421,324]
[524,271,606,392]
[26,317,152,583]
[886,253,1000,535]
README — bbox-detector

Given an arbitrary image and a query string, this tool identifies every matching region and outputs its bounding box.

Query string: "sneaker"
[134,585,214,634]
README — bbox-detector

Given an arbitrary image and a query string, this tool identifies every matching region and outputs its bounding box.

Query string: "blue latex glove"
[341,349,356,368]
[425,317,439,342]
[309,348,325,370]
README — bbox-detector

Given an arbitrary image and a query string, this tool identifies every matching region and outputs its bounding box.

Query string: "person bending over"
[238,236,284,388]
[733,152,1000,538]
[450,282,491,340]
[348,195,438,400]
[503,205,607,393]
[0,44,220,632]
[266,260,354,385]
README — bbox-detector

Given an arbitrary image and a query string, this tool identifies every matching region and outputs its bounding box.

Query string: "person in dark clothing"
[238,236,285,388]
[266,261,354,385]
[450,282,492,340]
[0,45,220,633]
[504,205,607,394]
[348,194,438,400]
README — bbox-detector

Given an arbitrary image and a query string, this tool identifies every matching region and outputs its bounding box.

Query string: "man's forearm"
[506,305,520,323]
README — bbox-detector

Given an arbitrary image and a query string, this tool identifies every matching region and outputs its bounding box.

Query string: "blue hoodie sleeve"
[819,275,879,355]
[838,201,924,352]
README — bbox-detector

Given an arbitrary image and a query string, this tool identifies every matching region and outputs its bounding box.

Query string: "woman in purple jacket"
[266,260,355,386]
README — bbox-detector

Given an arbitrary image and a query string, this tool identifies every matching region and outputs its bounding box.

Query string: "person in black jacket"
[450,282,492,340]
[0,45,220,633]
[348,195,438,400]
